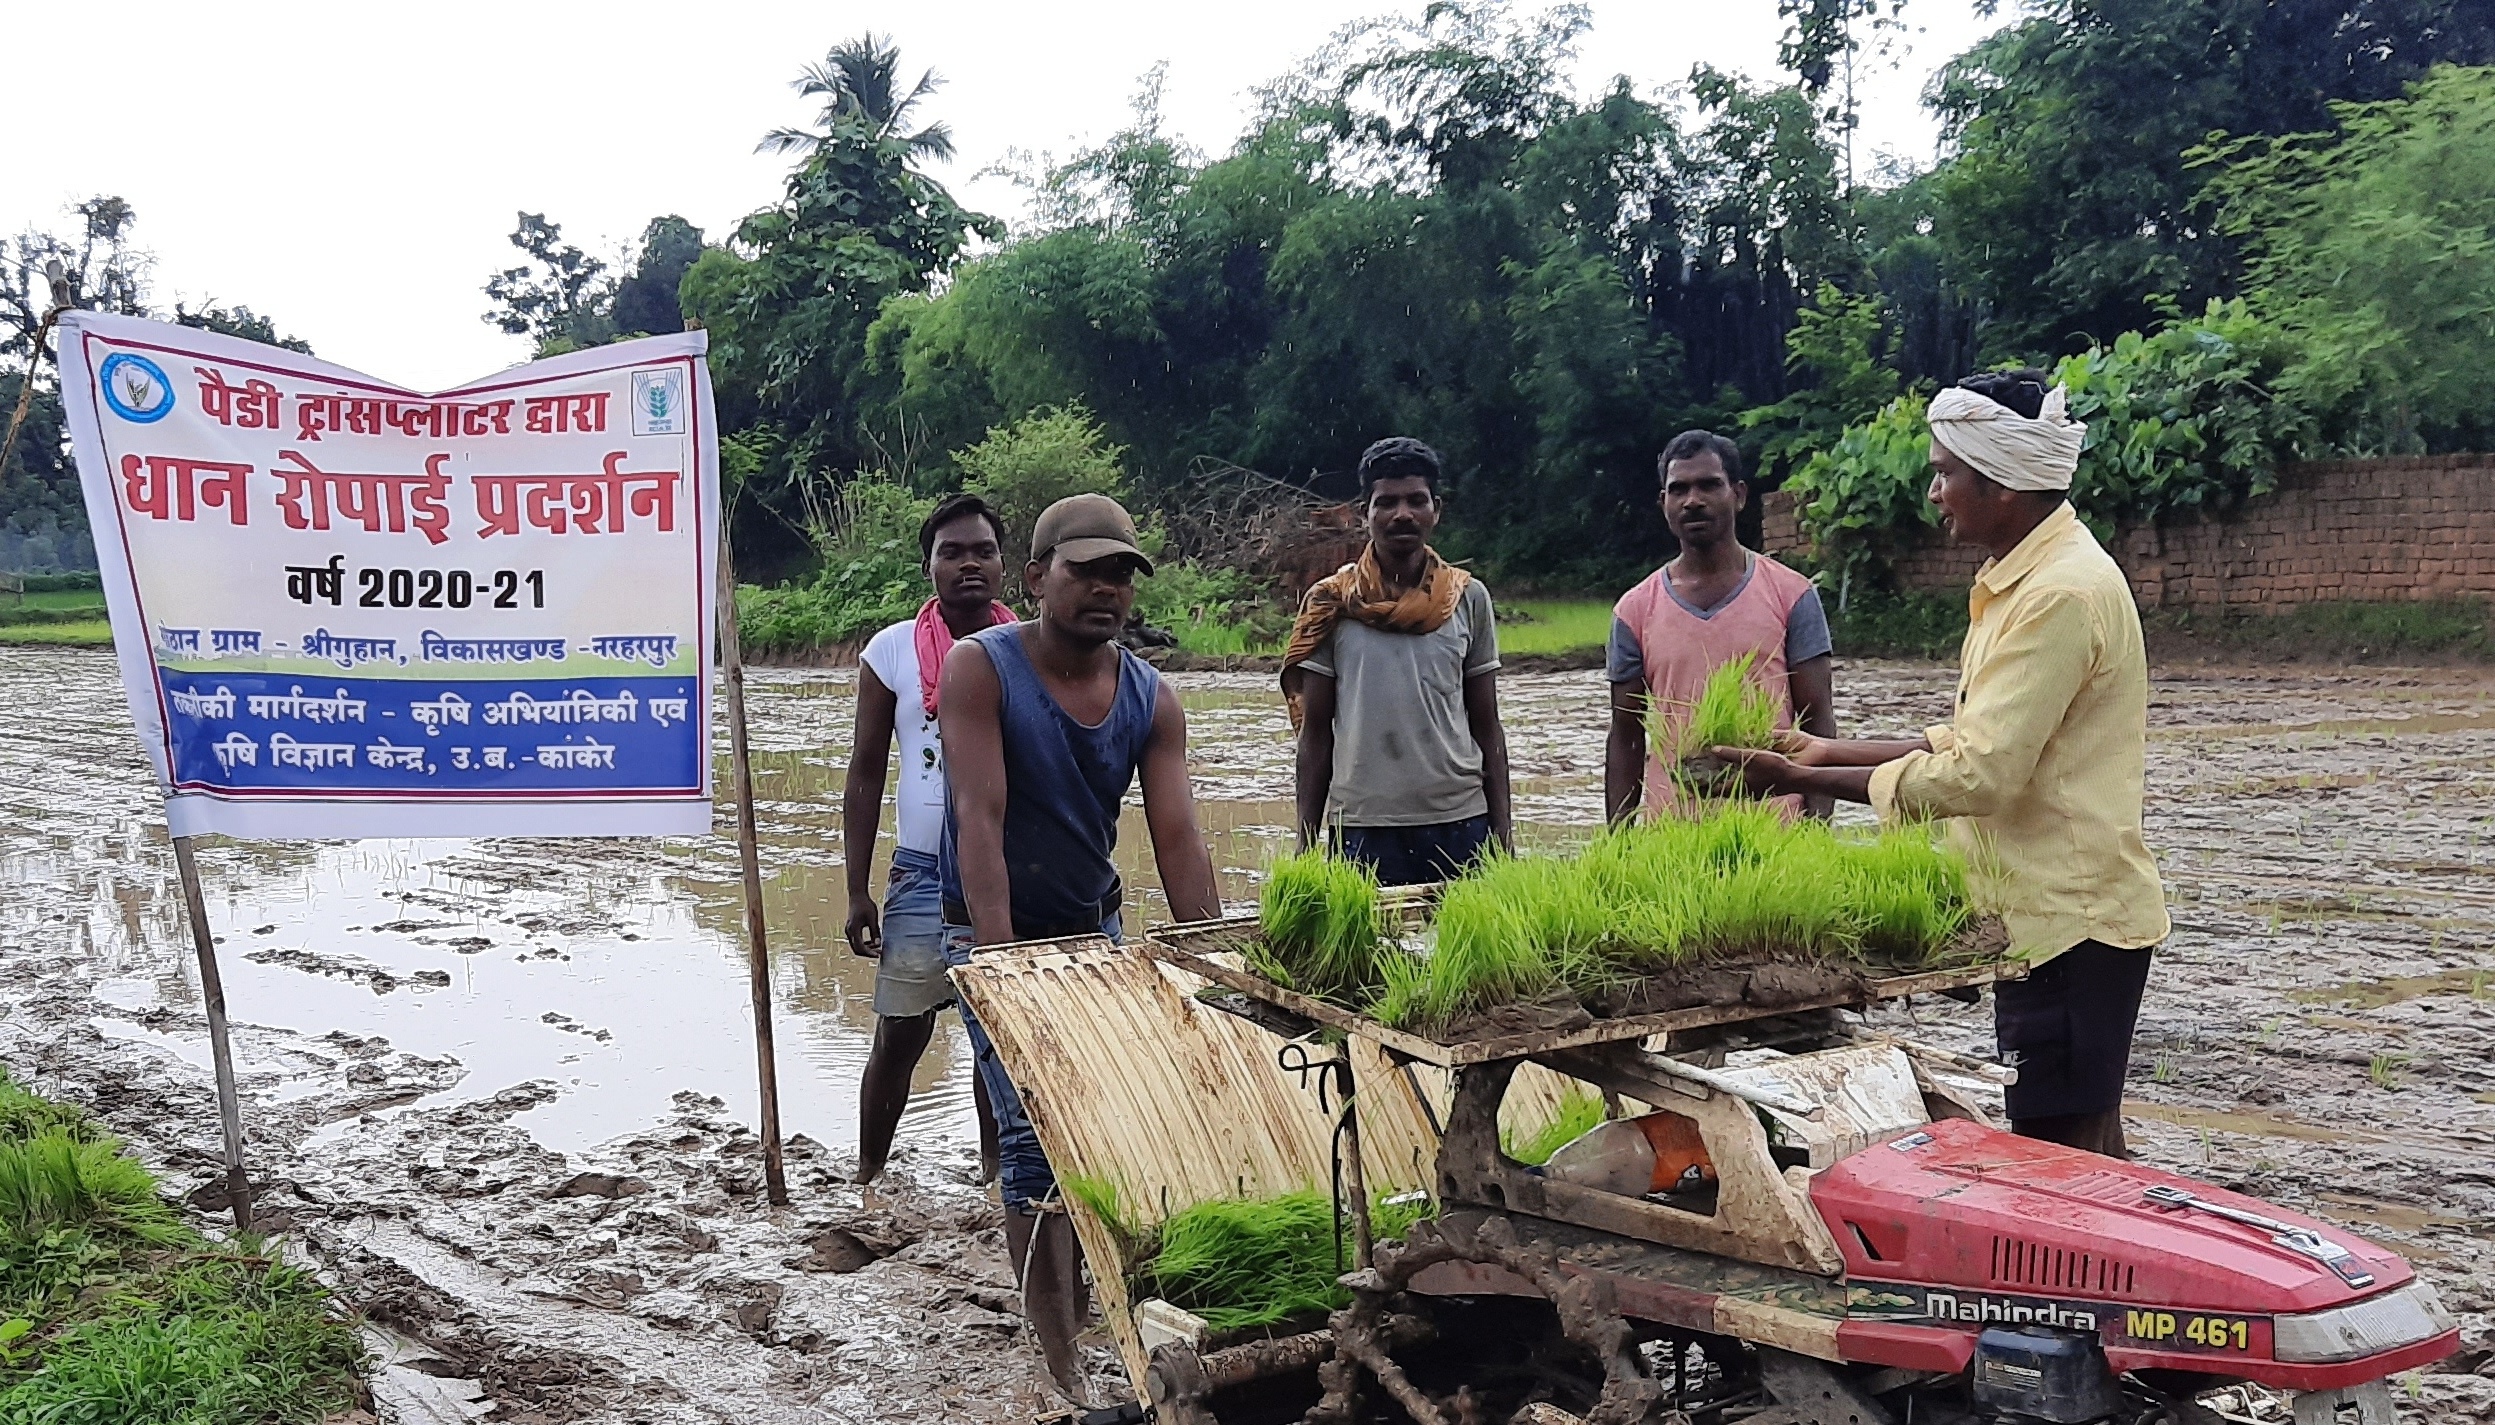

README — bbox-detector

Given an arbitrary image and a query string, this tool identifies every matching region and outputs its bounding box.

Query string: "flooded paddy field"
[2,645,2492,1421]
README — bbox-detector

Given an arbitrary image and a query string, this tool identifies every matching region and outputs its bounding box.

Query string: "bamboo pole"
[170,835,255,1234]
[716,531,789,1206]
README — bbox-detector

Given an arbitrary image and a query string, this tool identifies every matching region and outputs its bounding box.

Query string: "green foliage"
[2051,300,2321,536]
[2199,65,2495,452]
[685,103,997,565]
[734,477,933,655]
[1501,1089,1607,1168]
[0,1072,362,1418]
[1357,809,1972,1032]
[1923,0,2494,356]
[1779,392,1935,585]
[1132,560,1270,655]
[1825,588,1968,661]
[1255,849,1385,1003]
[1492,600,1612,658]
[956,403,1129,568]
[17,573,100,594]
[0,622,111,648]
[0,1254,361,1425]
[850,5,1872,584]
[171,304,311,354]
[1737,282,1904,484]
[1136,1191,1433,1332]
[0,1133,184,1261]
[1672,652,1781,761]
[1787,302,2317,579]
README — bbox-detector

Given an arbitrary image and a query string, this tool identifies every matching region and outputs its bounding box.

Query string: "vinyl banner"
[59,313,717,839]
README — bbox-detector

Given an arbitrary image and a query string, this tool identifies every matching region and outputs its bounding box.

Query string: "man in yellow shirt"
[1730,369,2168,1158]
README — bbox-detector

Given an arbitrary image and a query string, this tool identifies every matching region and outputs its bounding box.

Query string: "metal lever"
[2143,1185,2375,1288]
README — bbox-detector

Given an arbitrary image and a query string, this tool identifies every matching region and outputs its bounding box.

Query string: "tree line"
[5,1,2490,583]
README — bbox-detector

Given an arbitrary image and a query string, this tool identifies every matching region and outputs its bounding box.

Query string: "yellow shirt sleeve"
[1870,590,2097,824]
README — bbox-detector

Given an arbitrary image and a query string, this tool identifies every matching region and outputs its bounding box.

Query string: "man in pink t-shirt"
[1604,430,1839,822]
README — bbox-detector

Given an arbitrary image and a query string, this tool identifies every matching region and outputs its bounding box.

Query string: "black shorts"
[1994,940,2155,1119]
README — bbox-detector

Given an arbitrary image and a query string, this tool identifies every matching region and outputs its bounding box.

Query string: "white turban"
[1927,384,2087,493]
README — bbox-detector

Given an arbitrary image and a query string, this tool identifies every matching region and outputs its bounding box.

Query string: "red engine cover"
[1808,1118,2444,1388]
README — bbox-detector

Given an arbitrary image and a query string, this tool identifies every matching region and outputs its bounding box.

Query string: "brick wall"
[1758,454,2495,611]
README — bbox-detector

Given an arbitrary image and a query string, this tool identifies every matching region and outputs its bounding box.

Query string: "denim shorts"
[871,847,954,1018]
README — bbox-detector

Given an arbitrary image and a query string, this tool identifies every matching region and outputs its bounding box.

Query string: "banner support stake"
[171,834,256,1235]
[717,532,790,1206]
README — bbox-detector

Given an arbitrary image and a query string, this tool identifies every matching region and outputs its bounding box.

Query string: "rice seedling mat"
[1145,914,2022,1068]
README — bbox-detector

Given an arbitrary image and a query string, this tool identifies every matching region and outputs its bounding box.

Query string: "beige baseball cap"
[1030,493,1155,573]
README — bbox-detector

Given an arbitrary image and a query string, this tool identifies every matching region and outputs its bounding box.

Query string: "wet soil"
[3,648,2493,1420]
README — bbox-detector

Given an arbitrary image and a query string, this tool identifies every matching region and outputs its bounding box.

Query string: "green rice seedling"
[0,1130,185,1252]
[1473,851,1612,968]
[1685,838,1861,961]
[1668,652,1781,761]
[1061,1172,1151,1262]
[1678,800,1784,875]
[1140,1191,1434,1331]
[1501,1089,1607,1167]
[1835,828,1970,964]
[1368,944,1432,1030]
[1256,848,1385,1002]
[1412,875,1561,1028]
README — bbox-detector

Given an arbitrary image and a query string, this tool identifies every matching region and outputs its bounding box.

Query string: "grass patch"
[1072,1179,1434,1333]
[1502,1089,1607,1167]
[1252,804,1975,1033]
[1496,599,1612,657]
[0,1071,362,1419]
[1,590,108,617]
[0,620,112,647]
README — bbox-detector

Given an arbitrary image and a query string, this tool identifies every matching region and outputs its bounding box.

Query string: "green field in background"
[0,620,112,646]
[1498,599,1611,657]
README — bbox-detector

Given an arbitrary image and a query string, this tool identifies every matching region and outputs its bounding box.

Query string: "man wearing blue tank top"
[937,491,1222,1398]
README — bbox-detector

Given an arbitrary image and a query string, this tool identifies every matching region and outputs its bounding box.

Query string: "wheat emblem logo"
[630,369,685,435]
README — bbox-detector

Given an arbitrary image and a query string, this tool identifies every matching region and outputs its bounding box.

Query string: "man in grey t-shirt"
[1284,438,1513,885]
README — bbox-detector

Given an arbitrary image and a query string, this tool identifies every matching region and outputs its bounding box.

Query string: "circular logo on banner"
[99,353,177,424]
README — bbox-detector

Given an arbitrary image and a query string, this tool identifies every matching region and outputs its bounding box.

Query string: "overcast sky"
[16,1,2002,393]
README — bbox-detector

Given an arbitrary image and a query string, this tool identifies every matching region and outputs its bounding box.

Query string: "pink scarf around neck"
[913,596,1019,718]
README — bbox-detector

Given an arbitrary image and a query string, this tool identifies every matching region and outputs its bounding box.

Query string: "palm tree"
[757,33,957,163]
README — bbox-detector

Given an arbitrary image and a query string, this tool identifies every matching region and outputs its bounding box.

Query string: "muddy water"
[6,647,2495,1421]
[0,655,1620,1161]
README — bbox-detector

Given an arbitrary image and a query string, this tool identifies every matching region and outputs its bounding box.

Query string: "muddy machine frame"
[955,917,2457,1425]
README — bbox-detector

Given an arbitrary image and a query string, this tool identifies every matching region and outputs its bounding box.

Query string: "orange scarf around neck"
[1279,544,1471,728]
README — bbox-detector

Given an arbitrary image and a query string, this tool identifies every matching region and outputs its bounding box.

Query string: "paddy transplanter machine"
[955,914,2458,1425]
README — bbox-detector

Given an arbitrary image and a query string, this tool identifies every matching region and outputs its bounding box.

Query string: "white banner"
[59,313,717,839]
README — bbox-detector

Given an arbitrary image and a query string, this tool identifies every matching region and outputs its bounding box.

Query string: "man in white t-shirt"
[844,493,1017,1184]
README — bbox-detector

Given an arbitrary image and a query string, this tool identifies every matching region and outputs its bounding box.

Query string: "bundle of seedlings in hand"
[1132,1190,1435,1331]
[1254,848,1385,1002]
[1661,652,1783,798]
